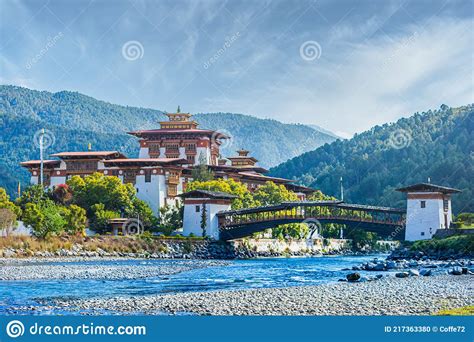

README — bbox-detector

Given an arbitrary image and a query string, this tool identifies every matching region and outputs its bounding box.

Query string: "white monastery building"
[21,110,314,215]
[397,183,461,241]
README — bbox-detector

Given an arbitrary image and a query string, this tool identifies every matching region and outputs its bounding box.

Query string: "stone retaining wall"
[434,229,474,239]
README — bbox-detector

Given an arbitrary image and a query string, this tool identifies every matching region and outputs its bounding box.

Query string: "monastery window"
[184,144,196,152]
[66,161,97,171]
[149,144,160,156]
[420,201,426,208]
[145,170,152,183]
[186,155,195,164]
[443,199,449,212]
[123,170,136,185]
[167,185,178,197]
[195,205,200,213]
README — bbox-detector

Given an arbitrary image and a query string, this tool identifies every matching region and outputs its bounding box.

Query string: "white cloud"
[230,16,474,134]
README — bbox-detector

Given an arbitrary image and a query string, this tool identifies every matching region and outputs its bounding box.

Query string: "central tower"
[127,108,230,166]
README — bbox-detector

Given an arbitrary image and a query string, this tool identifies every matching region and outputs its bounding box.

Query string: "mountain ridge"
[0,85,337,196]
[269,104,474,213]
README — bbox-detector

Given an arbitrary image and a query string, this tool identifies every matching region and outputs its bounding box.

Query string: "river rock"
[419,269,432,276]
[395,272,409,278]
[386,261,396,269]
[346,272,360,282]
[450,266,463,275]
[373,263,385,271]
[409,269,419,277]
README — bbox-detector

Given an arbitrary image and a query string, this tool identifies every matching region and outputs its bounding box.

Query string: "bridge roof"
[217,200,405,216]
[178,190,238,200]
[396,183,461,194]
[335,203,406,214]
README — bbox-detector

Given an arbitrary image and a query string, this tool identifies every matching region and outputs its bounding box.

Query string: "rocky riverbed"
[50,274,473,315]
[0,259,230,281]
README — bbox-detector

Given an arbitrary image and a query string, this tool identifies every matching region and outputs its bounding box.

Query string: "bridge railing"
[217,202,406,230]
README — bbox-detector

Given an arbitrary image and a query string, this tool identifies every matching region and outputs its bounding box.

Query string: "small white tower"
[397,183,461,241]
[179,190,236,240]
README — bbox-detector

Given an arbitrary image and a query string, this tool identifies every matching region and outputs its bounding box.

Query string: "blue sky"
[1,0,473,137]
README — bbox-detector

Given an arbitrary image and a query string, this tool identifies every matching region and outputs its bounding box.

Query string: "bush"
[23,201,66,238]
[0,208,17,236]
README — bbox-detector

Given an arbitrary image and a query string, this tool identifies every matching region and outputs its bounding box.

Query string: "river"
[0,254,386,315]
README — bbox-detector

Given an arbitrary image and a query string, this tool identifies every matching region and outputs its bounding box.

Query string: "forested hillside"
[0,85,336,196]
[270,105,474,213]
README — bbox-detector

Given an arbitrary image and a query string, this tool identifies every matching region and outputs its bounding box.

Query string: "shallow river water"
[0,255,386,314]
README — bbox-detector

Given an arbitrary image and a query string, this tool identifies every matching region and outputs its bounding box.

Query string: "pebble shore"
[0,259,229,281]
[53,274,473,315]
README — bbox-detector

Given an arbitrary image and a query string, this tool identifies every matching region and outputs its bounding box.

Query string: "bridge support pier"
[178,190,236,240]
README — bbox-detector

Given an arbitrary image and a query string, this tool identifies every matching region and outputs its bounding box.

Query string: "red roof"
[50,151,126,159]
[396,183,461,194]
[20,160,61,167]
[103,158,188,166]
[127,129,230,139]
[209,164,269,174]
[237,171,291,183]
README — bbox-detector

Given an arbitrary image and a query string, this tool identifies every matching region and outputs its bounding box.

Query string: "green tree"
[191,153,214,182]
[128,197,157,229]
[187,178,256,209]
[252,182,308,239]
[67,173,156,230]
[16,185,50,212]
[253,181,298,206]
[89,203,120,233]
[0,187,21,217]
[67,173,135,214]
[200,203,207,237]
[23,200,66,238]
[347,229,379,251]
[157,204,183,235]
[60,204,87,236]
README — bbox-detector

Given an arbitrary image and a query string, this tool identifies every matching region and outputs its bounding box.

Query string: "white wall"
[30,175,38,185]
[135,174,160,215]
[405,195,447,241]
[50,176,66,187]
[182,200,231,239]
[196,147,211,165]
[0,221,32,237]
[139,147,149,158]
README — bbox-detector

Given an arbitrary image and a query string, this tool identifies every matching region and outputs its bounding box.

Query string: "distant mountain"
[0,85,336,196]
[270,104,474,213]
[307,124,341,139]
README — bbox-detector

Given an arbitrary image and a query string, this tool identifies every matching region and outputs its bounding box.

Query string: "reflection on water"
[0,255,385,314]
